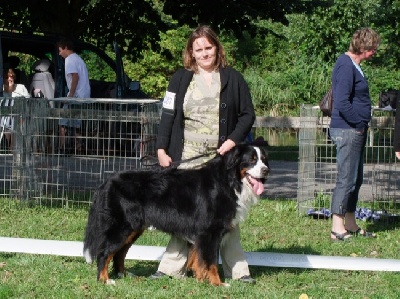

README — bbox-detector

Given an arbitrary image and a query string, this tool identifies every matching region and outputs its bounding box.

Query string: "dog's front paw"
[106,279,115,285]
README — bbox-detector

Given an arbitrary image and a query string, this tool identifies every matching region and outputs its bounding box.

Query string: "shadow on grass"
[363,217,400,233]
[121,245,321,283]
[123,259,314,283]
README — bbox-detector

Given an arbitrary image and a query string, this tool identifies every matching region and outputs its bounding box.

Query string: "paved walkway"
[264,160,298,199]
[265,160,400,202]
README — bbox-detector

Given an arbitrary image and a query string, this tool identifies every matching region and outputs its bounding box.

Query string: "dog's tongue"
[248,176,264,195]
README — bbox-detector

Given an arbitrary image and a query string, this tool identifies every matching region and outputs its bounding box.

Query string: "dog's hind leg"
[187,245,206,281]
[207,263,223,286]
[113,230,144,278]
[196,235,227,286]
[190,246,223,286]
[97,253,115,284]
[187,244,195,271]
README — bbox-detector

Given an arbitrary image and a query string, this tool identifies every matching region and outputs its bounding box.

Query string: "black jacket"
[394,106,400,152]
[156,66,255,162]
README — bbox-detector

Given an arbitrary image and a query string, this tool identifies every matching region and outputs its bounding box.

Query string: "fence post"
[11,98,46,200]
[297,104,318,214]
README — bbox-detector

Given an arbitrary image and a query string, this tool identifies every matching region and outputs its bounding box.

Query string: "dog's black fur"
[83,144,269,286]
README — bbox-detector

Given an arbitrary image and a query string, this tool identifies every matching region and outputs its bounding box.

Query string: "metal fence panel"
[0,97,160,206]
[298,105,400,220]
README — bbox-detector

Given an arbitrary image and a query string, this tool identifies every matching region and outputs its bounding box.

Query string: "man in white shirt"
[57,39,90,154]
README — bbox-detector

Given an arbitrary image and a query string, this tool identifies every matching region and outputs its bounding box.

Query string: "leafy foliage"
[244,55,331,116]
[2,0,400,114]
[0,0,306,61]
[124,26,191,97]
[161,0,311,37]
[283,0,380,62]
[81,50,116,81]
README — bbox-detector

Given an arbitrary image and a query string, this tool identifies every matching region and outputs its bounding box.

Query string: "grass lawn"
[1,198,400,298]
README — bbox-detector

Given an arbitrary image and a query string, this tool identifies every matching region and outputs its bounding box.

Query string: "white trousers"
[157,225,250,280]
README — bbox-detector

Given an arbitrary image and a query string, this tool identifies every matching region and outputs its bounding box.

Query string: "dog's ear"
[258,146,270,169]
[224,144,243,170]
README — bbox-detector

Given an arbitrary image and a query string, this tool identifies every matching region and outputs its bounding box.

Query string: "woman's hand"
[396,151,400,160]
[158,149,172,167]
[217,139,236,156]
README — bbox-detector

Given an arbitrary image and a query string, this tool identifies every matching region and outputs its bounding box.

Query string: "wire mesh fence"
[298,104,400,222]
[2,98,399,219]
[0,97,161,207]
[253,117,299,146]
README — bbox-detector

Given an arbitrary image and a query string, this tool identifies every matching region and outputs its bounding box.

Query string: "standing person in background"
[394,103,400,159]
[151,25,257,284]
[0,68,30,149]
[329,28,380,241]
[57,39,90,154]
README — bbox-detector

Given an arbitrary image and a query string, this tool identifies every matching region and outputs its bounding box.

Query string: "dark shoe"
[238,275,256,284]
[331,231,352,242]
[347,228,376,238]
[149,271,167,279]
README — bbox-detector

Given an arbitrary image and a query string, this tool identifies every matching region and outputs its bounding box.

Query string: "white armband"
[163,91,176,110]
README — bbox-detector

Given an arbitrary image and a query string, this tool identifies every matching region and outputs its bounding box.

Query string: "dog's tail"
[83,191,101,264]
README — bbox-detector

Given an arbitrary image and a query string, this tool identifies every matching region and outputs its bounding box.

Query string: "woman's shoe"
[149,271,167,279]
[331,231,352,241]
[238,275,256,284]
[347,228,376,238]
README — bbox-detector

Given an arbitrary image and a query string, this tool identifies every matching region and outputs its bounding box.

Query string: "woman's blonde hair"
[349,27,381,54]
[183,25,228,73]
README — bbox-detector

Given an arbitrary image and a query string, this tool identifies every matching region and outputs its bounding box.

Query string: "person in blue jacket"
[329,28,380,241]
[152,25,256,283]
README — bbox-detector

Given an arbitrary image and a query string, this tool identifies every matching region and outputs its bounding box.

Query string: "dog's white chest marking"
[232,183,259,226]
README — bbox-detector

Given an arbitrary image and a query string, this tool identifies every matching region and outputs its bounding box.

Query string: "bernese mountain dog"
[83,144,269,286]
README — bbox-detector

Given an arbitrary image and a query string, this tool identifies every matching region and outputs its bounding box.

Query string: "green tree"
[161,0,315,37]
[280,0,400,71]
[2,0,400,115]
[0,0,168,60]
[373,0,400,68]
[124,26,192,97]
[283,0,380,62]
[0,0,315,59]
[246,0,400,114]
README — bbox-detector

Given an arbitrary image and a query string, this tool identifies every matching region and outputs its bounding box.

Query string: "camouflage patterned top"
[180,70,221,169]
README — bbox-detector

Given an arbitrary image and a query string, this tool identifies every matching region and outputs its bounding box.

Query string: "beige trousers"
[157,225,250,280]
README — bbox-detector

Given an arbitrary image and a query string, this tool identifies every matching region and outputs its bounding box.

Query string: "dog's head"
[224,144,269,195]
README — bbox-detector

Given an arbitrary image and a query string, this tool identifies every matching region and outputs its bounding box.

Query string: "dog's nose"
[261,166,269,176]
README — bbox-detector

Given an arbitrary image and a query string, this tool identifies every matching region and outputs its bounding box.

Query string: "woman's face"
[5,73,14,86]
[359,47,378,62]
[192,37,217,71]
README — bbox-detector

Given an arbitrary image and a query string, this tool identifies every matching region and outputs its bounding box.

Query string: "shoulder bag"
[319,86,333,117]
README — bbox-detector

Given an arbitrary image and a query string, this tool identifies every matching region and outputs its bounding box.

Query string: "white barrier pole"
[1,237,400,272]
